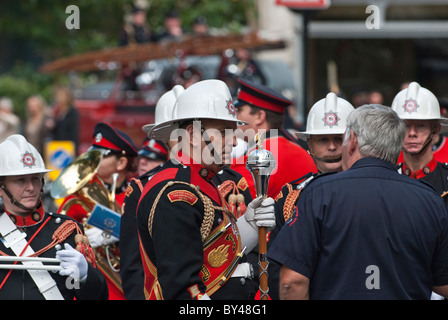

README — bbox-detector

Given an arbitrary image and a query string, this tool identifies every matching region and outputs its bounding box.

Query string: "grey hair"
[343,104,406,164]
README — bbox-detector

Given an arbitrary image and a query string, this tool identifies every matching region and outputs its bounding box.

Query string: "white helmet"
[391,81,448,125]
[142,85,185,139]
[149,79,248,138]
[296,92,355,140]
[0,134,51,176]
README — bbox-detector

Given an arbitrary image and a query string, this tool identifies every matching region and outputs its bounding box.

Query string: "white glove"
[85,227,119,248]
[245,196,276,230]
[56,243,88,281]
[236,196,276,252]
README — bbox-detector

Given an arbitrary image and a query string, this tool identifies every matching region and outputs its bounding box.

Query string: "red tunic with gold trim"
[231,131,318,199]
[136,158,254,300]
[0,203,108,300]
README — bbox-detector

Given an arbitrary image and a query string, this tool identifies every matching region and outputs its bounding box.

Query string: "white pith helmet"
[0,134,51,176]
[149,79,248,139]
[391,81,448,125]
[296,92,355,140]
[142,85,185,139]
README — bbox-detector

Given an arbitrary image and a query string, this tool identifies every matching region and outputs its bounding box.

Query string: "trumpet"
[50,150,123,294]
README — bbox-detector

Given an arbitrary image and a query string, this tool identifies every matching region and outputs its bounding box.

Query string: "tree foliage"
[0,0,255,119]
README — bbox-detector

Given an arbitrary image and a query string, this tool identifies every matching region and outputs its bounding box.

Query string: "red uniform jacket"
[231,133,317,199]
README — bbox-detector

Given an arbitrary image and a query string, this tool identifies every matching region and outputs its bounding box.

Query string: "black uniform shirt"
[268,157,448,299]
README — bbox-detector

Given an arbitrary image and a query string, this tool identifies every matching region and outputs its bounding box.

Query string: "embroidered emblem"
[95,133,103,143]
[187,284,201,299]
[21,152,36,168]
[403,98,419,114]
[208,244,229,268]
[236,177,248,192]
[167,190,198,205]
[225,100,236,116]
[322,111,340,128]
[201,265,211,282]
[125,184,133,197]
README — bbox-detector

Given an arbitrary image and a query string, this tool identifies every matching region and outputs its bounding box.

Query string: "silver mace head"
[245,132,277,198]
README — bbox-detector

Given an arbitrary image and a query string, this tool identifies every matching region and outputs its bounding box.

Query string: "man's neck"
[403,149,434,172]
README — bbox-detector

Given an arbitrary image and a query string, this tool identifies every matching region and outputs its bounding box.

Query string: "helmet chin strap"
[402,132,434,156]
[308,151,342,163]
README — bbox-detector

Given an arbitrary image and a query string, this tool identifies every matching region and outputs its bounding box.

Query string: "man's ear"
[347,130,358,156]
[254,110,266,126]
[116,156,128,171]
[185,124,200,147]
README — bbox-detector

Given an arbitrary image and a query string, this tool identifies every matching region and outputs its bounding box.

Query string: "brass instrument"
[50,150,123,294]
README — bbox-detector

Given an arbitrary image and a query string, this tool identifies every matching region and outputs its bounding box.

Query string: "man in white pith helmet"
[0,135,107,300]
[297,92,355,173]
[136,79,275,300]
[392,82,448,205]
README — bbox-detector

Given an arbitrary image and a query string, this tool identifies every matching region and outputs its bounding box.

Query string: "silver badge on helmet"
[322,111,340,128]
[21,152,36,168]
[403,98,419,114]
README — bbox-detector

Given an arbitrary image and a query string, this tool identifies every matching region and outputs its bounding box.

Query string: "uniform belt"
[230,262,253,279]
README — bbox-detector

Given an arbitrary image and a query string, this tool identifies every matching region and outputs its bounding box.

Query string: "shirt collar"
[350,157,397,171]
[401,157,438,179]
[4,202,45,227]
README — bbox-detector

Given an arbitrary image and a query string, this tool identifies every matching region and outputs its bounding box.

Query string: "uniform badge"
[208,244,229,268]
[21,152,36,168]
[95,133,103,143]
[125,184,134,197]
[236,177,248,192]
[167,190,198,205]
[322,110,340,128]
[403,98,419,114]
[225,100,236,116]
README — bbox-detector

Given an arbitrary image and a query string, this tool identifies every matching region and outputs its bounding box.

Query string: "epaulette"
[279,172,317,222]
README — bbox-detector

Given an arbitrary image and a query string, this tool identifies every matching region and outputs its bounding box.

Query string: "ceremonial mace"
[246,132,276,300]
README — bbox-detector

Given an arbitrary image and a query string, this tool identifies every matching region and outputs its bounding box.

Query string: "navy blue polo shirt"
[268,157,448,299]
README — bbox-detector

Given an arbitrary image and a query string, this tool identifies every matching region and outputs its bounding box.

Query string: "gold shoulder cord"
[148,181,228,241]
[283,184,302,222]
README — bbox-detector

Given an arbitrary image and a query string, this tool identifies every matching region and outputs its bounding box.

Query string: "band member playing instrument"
[0,135,108,300]
[137,79,275,300]
[56,122,138,300]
